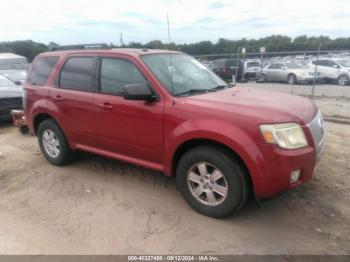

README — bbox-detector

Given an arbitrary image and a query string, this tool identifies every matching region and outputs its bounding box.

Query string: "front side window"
[326,60,339,68]
[59,57,94,92]
[29,56,58,86]
[141,54,227,96]
[100,58,147,95]
[337,60,350,68]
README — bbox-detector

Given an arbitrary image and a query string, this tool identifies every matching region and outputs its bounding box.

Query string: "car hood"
[0,87,23,99]
[182,87,317,125]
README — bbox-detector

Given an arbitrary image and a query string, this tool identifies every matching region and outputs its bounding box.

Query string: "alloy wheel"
[42,129,60,158]
[186,162,228,206]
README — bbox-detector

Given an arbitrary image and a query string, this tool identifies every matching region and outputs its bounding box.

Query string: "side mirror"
[332,65,340,69]
[123,83,157,102]
[14,81,22,86]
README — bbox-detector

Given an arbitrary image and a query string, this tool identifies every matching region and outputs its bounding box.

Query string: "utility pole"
[312,43,322,97]
[119,32,124,47]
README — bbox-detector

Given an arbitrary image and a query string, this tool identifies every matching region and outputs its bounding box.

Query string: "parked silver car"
[261,62,321,84]
[308,58,350,86]
[243,60,261,79]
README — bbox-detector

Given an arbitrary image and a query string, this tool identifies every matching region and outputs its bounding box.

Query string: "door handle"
[98,102,113,109]
[53,95,64,101]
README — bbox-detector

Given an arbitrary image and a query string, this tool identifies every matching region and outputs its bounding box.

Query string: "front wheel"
[176,146,250,218]
[338,75,349,86]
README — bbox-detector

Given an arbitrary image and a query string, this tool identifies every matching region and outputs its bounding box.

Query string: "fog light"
[290,170,300,184]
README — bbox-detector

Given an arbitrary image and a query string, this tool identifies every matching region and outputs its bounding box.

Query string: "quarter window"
[29,57,58,86]
[59,57,95,91]
[99,58,147,95]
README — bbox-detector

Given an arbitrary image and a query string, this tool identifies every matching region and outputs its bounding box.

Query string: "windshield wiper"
[209,85,231,91]
[174,89,211,97]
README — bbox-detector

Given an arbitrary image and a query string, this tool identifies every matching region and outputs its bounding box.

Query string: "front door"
[93,56,164,166]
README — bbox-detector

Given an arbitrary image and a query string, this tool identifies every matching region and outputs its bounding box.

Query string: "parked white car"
[309,58,350,86]
[261,62,321,84]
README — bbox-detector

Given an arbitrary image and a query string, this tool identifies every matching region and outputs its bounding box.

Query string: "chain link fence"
[194,45,350,97]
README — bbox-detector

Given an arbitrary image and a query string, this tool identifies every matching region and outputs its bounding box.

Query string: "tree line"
[1,35,350,62]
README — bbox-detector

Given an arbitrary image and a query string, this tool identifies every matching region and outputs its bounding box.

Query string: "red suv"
[24,48,325,217]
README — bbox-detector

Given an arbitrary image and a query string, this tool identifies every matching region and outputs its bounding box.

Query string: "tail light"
[22,88,27,109]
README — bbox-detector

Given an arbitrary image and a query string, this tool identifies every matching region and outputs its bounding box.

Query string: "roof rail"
[49,43,110,51]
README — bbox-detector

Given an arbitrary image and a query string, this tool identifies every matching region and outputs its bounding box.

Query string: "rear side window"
[99,58,147,95]
[29,57,58,86]
[59,57,95,92]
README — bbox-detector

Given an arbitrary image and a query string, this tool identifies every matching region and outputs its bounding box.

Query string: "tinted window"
[326,60,339,68]
[316,60,327,66]
[29,57,58,86]
[59,57,94,91]
[226,60,241,67]
[268,64,277,69]
[100,58,147,95]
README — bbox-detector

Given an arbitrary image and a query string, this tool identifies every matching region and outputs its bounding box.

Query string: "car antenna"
[167,13,175,105]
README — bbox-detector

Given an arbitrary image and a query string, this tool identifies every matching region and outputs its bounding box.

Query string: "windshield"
[0,75,16,87]
[285,63,304,69]
[141,53,227,96]
[246,62,260,68]
[337,60,350,68]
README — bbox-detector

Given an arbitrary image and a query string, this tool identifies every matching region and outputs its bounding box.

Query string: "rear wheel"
[176,146,250,218]
[338,75,349,86]
[37,119,74,166]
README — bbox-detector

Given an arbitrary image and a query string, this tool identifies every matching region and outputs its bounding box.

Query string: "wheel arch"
[33,113,61,135]
[170,138,257,196]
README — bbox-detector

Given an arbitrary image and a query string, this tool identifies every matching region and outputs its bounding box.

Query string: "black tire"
[338,75,349,86]
[19,125,29,135]
[37,118,74,166]
[287,74,297,85]
[176,146,250,218]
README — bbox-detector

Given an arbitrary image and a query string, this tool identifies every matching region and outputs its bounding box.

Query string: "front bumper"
[254,111,325,199]
[0,97,22,121]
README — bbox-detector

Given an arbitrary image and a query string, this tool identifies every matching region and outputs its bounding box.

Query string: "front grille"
[0,97,23,109]
[307,111,325,159]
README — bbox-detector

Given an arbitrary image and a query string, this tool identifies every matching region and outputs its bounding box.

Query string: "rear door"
[49,56,97,146]
[92,55,164,166]
[312,60,327,79]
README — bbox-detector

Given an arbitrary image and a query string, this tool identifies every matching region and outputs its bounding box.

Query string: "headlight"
[259,123,308,149]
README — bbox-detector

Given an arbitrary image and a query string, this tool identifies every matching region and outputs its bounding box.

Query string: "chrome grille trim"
[307,110,325,160]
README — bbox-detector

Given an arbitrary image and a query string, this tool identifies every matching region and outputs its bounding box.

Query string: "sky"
[1,0,350,45]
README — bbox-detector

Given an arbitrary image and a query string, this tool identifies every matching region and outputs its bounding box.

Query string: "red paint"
[24,49,319,199]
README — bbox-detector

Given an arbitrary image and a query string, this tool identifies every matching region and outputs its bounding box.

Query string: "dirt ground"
[0,94,349,254]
